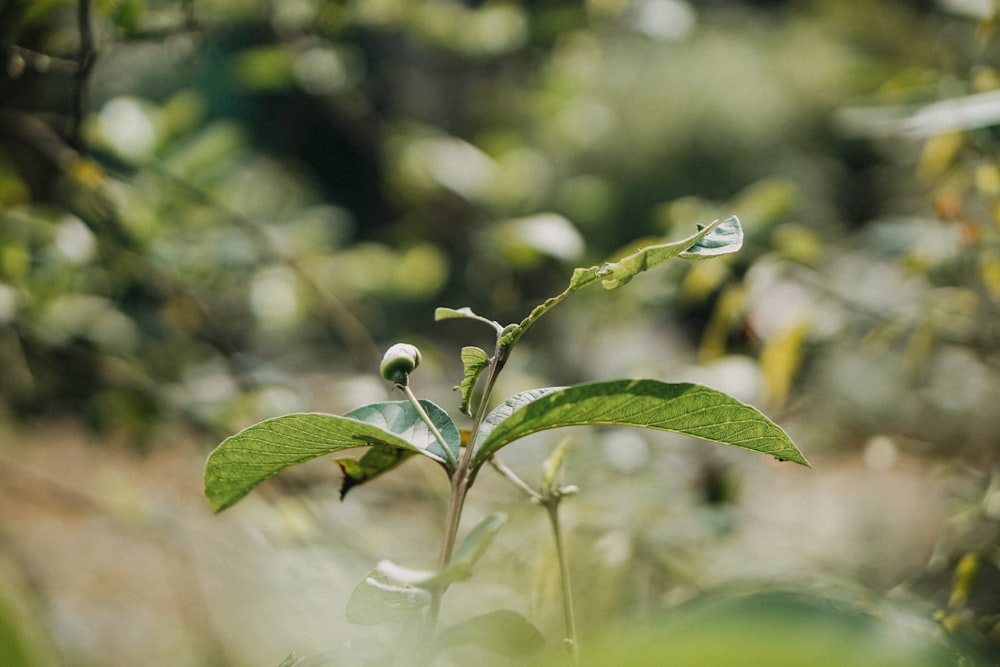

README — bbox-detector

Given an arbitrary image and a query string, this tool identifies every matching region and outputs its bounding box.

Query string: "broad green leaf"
[500,217,742,347]
[346,399,461,465]
[336,447,415,499]
[455,346,490,415]
[345,569,432,626]
[474,388,561,450]
[473,379,808,469]
[204,401,459,513]
[435,610,545,659]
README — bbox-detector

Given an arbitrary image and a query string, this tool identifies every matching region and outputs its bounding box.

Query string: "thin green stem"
[485,446,579,662]
[489,456,542,502]
[400,384,457,469]
[546,496,579,665]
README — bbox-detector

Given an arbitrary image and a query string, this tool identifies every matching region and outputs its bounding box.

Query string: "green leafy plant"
[204,215,808,665]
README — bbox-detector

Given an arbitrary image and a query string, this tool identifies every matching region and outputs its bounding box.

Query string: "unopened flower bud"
[380,343,421,385]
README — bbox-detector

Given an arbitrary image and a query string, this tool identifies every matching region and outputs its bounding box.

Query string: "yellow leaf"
[760,320,809,406]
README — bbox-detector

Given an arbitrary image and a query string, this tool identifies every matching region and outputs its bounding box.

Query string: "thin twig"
[488,456,542,502]
[73,0,97,150]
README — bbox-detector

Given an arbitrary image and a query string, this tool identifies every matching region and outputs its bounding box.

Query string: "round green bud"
[380,343,421,385]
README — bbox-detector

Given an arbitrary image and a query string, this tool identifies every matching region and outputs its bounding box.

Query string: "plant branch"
[488,456,542,502]
[425,340,511,638]
[486,438,579,661]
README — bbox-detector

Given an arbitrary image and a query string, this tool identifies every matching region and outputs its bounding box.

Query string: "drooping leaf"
[204,401,460,513]
[455,346,490,415]
[434,610,545,659]
[346,399,461,466]
[345,569,433,626]
[336,447,416,499]
[472,379,808,469]
[205,414,416,513]
[500,217,742,347]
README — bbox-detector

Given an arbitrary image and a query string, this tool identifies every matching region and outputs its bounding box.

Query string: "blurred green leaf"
[230,46,297,92]
[574,589,972,667]
[473,379,808,469]
[374,513,508,590]
[345,569,432,626]
[435,610,545,659]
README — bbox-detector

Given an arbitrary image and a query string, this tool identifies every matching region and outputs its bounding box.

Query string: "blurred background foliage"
[4,0,1000,664]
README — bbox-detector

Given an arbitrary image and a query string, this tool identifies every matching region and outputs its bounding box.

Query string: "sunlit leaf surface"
[473,379,807,468]
[205,400,459,512]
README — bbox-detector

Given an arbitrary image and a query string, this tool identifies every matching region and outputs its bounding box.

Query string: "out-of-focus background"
[3,0,1000,665]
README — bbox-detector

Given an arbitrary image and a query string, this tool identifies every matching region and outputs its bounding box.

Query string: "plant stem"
[486,446,580,663]
[546,495,579,665]
[425,343,510,634]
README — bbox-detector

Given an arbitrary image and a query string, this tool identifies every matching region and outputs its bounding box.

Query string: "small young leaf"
[455,346,490,415]
[597,216,743,289]
[540,438,571,497]
[472,379,808,469]
[346,399,461,465]
[432,511,508,587]
[345,570,433,626]
[448,511,507,577]
[204,413,439,513]
[679,215,744,259]
[434,306,504,334]
[336,447,415,499]
[434,610,545,659]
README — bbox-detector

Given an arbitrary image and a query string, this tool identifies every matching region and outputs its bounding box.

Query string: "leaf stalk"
[399,384,458,470]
